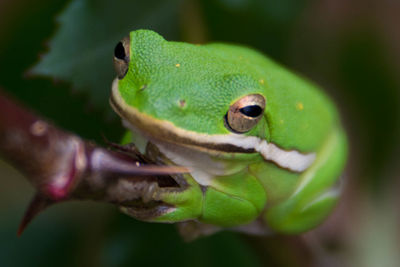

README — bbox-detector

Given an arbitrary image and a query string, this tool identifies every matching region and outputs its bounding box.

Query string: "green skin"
[110,30,347,234]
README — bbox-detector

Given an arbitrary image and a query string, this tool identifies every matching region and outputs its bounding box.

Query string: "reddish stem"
[0,88,186,234]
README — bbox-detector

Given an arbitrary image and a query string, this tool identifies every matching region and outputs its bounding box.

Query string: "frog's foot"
[100,138,202,222]
[113,171,200,220]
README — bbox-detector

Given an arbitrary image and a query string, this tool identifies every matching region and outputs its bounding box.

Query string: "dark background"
[0,0,399,266]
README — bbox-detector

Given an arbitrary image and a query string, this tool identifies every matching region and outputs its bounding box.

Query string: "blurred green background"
[0,0,399,266]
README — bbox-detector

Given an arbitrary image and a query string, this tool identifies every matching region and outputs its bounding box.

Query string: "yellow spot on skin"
[175,63,181,67]
[279,119,284,124]
[259,79,265,85]
[296,102,304,111]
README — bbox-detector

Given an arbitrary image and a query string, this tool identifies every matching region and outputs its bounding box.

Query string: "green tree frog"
[110,30,347,238]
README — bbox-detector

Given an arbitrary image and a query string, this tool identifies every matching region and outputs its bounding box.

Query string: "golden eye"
[113,36,130,79]
[225,94,266,133]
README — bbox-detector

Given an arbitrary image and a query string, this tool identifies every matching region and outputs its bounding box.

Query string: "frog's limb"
[200,169,267,227]
[263,127,347,234]
[149,174,204,222]
[155,169,266,227]
[121,167,267,228]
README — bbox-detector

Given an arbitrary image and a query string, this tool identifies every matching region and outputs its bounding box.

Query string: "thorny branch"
[0,88,187,235]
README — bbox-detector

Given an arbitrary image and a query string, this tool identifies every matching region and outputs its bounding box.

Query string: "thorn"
[17,194,54,236]
[90,148,189,176]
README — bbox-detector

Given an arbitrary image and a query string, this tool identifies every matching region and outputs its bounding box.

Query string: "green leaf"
[31,0,182,107]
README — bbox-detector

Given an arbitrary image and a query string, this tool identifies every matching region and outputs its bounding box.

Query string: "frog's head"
[109,30,320,229]
[111,30,269,152]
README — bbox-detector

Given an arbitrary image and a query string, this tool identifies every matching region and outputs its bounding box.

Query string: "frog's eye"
[225,94,266,133]
[113,36,130,79]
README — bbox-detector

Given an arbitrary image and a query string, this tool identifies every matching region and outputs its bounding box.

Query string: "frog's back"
[203,43,341,152]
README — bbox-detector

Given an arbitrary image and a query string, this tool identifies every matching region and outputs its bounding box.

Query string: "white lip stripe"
[188,133,316,172]
[112,78,316,173]
[255,141,316,172]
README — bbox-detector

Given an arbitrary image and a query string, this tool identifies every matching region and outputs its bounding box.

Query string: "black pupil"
[239,105,262,117]
[114,42,126,60]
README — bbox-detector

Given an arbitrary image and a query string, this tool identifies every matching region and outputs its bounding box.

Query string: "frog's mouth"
[109,79,256,155]
[110,78,316,174]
